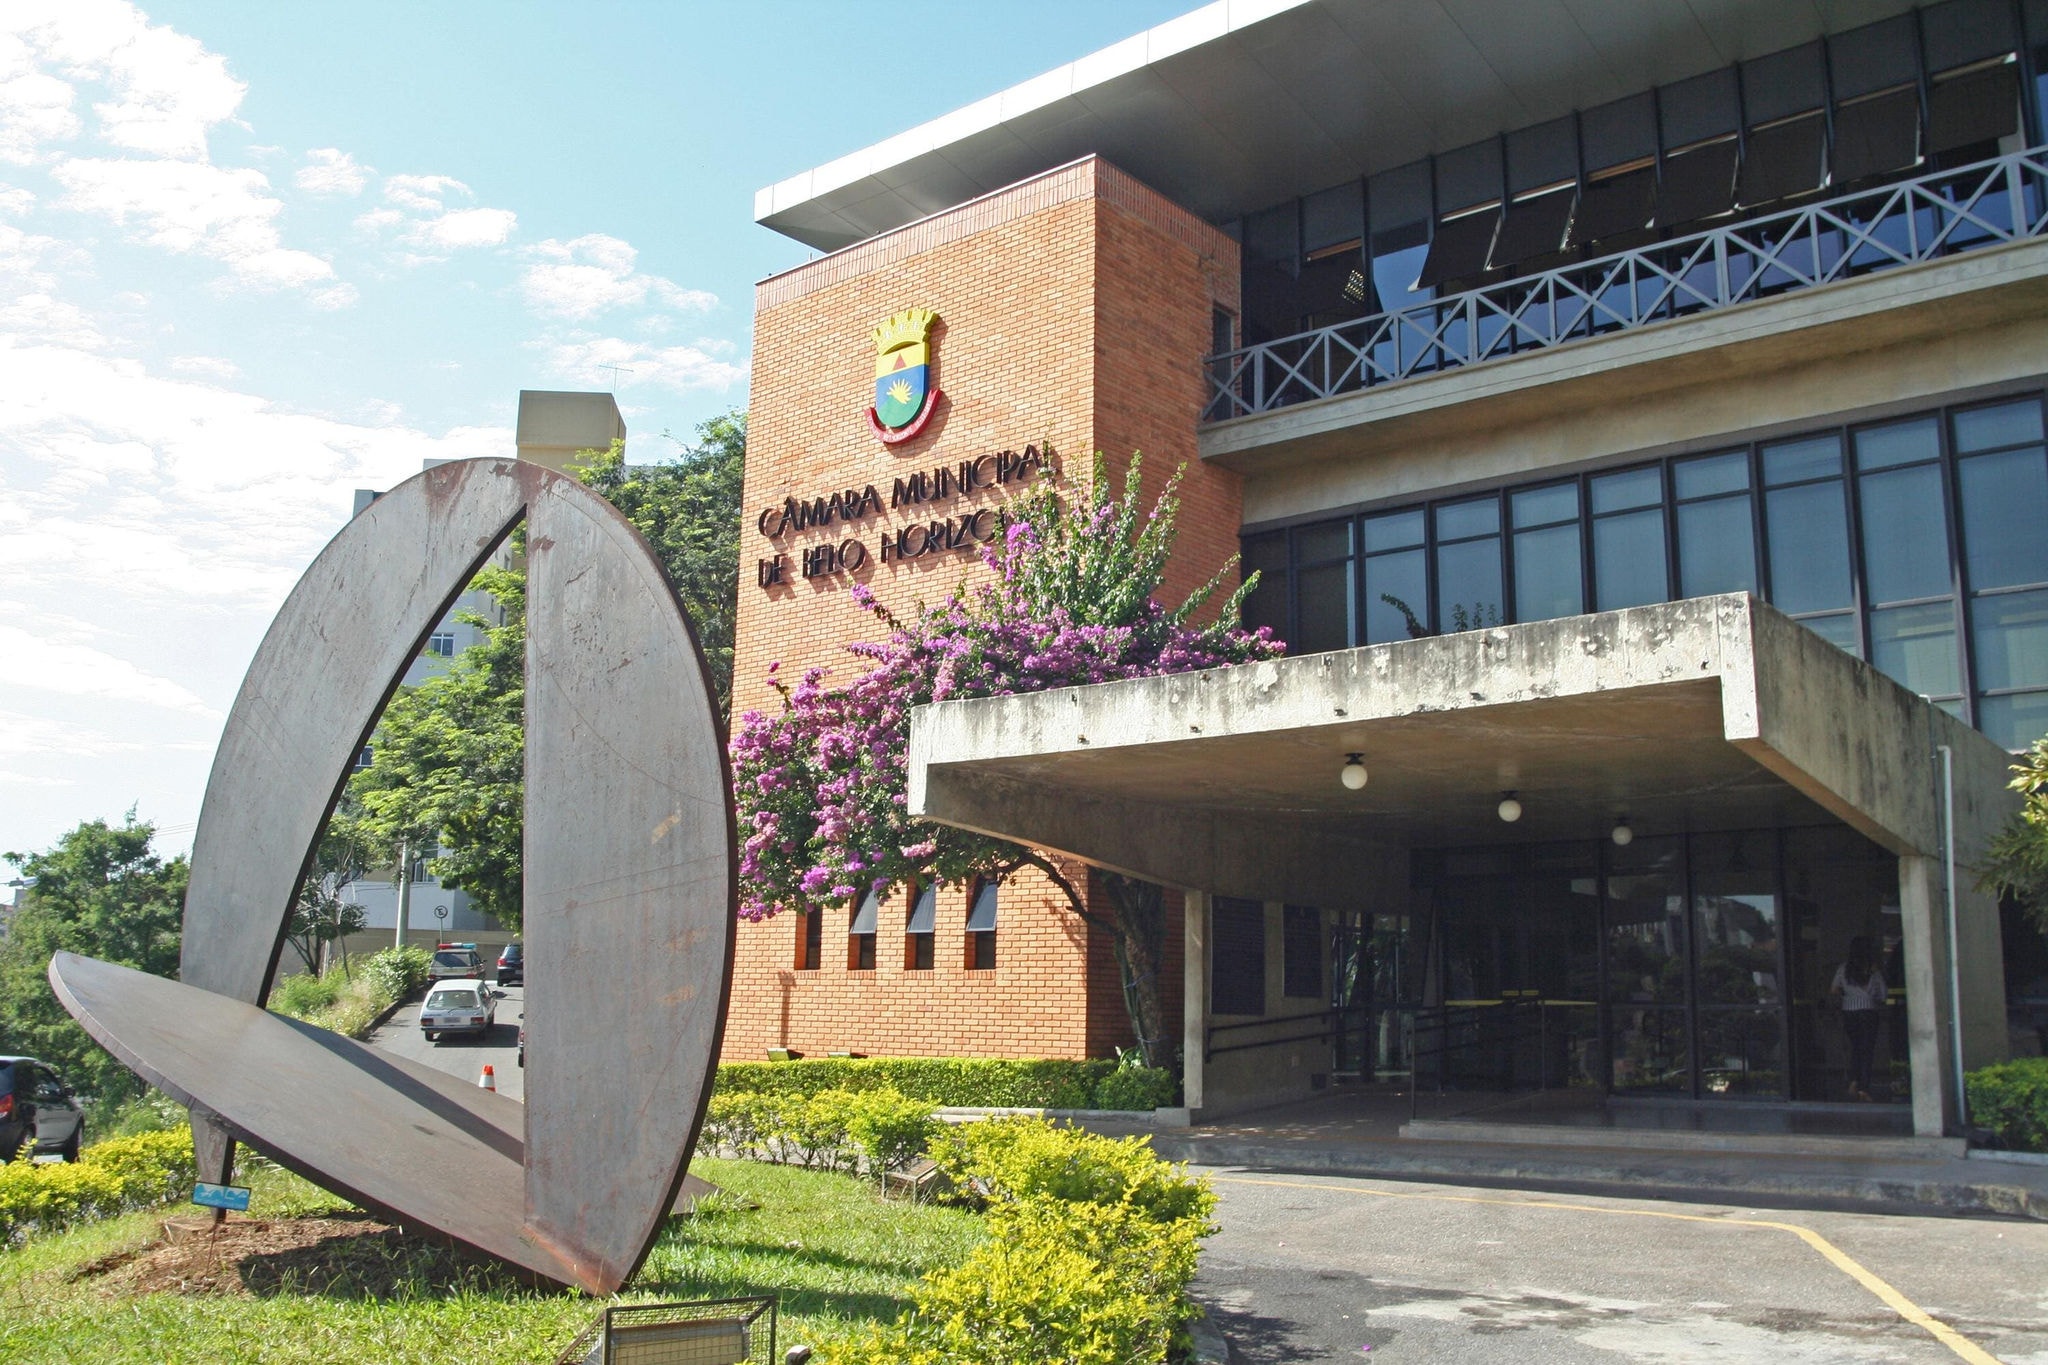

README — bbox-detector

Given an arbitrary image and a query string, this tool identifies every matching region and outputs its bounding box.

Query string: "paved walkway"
[1103,1090,2048,1221]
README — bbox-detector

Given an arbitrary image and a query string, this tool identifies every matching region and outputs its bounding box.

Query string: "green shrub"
[270,948,431,1040]
[0,1126,195,1244]
[698,1087,939,1178]
[827,1119,1213,1365]
[359,945,433,1001]
[838,1088,940,1175]
[933,1117,1215,1227]
[1967,1056,2048,1152]
[715,1056,1171,1111]
[268,971,343,1017]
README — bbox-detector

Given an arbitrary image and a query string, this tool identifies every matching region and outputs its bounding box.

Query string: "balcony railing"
[1202,145,2048,424]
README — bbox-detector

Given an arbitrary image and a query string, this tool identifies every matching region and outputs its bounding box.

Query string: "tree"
[729,455,1281,1068]
[574,413,747,717]
[284,797,372,975]
[351,564,526,930]
[1981,735,2048,934]
[0,814,187,1100]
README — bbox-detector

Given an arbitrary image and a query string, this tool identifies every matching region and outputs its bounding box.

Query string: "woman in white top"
[1829,935,1887,1101]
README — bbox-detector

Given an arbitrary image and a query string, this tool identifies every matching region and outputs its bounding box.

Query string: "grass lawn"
[0,1157,984,1364]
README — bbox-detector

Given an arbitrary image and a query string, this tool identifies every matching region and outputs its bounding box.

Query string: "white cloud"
[52,156,339,290]
[0,623,218,715]
[294,146,370,197]
[0,708,149,757]
[168,353,239,380]
[412,205,515,249]
[382,172,466,213]
[352,205,403,233]
[1,0,246,161]
[521,233,717,320]
[542,334,746,393]
[0,184,34,215]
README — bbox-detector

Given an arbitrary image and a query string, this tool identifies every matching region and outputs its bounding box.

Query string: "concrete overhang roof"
[757,0,1922,252]
[907,595,2015,907]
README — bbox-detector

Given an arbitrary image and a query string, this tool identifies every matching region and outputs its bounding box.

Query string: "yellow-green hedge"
[0,1126,195,1244]
[715,1057,1175,1111]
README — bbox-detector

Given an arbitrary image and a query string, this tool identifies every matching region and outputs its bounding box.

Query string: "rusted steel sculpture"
[49,458,735,1294]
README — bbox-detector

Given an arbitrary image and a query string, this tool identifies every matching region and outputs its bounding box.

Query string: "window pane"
[1958,448,2048,589]
[1436,497,1500,540]
[1594,508,1669,609]
[1796,612,1861,655]
[1971,589,2048,692]
[1870,601,1961,697]
[1766,482,1853,612]
[1854,416,1940,470]
[1212,897,1266,1016]
[1690,830,1781,1008]
[1762,434,1842,485]
[1607,835,1688,1006]
[1283,905,1323,998]
[1514,522,1583,622]
[1364,548,1428,643]
[1678,496,1758,598]
[1437,537,1504,631]
[1513,481,1579,528]
[1955,399,2045,453]
[1295,561,1353,652]
[1591,466,1662,514]
[1859,465,1951,603]
[1297,521,1352,562]
[1674,451,1749,500]
[1978,692,2048,750]
[1363,508,1425,552]
[967,882,999,931]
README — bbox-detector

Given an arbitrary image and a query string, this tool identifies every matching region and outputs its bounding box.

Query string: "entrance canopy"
[907,595,2012,907]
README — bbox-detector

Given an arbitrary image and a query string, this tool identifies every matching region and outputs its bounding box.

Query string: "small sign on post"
[191,1182,251,1212]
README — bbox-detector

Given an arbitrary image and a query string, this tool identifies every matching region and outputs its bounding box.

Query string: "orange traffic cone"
[479,1063,497,1092]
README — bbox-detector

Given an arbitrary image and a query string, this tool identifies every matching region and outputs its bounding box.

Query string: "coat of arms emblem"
[868,307,942,444]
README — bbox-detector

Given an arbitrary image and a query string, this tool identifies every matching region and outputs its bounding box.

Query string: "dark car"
[0,1057,83,1162]
[496,941,523,986]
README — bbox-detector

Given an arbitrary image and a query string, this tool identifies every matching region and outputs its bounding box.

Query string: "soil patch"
[71,1213,528,1300]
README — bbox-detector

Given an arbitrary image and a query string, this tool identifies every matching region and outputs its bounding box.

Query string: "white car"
[420,980,497,1043]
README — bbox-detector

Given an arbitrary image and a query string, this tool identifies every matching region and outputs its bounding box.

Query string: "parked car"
[517,1013,526,1068]
[496,941,523,986]
[420,980,497,1043]
[0,1056,83,1162]
[428,942,486,985]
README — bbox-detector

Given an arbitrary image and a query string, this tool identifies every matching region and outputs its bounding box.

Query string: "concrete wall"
[515,390,625,473]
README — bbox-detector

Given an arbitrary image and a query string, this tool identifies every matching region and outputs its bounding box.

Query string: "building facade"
[742,0,2041,1135]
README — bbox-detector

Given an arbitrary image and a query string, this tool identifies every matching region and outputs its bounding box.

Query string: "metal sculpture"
[49,457,736,1294]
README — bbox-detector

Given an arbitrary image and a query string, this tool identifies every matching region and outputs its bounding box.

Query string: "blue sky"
[0,0,1193,861]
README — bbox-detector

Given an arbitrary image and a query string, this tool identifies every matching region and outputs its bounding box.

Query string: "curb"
[1187,1300,1230,1364]
[1148,1135,2048,1221]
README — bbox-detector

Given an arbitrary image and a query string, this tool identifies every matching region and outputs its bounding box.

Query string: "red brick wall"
[723,157,1238,1065]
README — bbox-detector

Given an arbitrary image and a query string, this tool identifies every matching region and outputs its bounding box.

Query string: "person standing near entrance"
[1829,936,1887,1100]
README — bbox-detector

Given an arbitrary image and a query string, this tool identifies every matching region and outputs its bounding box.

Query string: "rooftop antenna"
[598,364,634,393]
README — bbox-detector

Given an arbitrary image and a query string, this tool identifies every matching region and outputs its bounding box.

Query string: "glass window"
[1295,562,1353,652]
[1590,466,1661,513]
[1436,497,1500,540]
[1869,601,1962,697]
[1302,181,1363,255]
[1690,830,1783,1008]
[966,881,998,971]
[1212,897,1267,1016]
[1283,905,1324,998]
[1854,416,1940,471]
[1364,548,1428,643]
[1674,451,1749,499]
[1766,480,1853,613]
[906,884,935,934]
[1978,691,2048,750]
[800,907,821,971]
[1605,836,1689,1006]
[1762,434,1841,484]
[1971,589,2048,691]
[1797,613,1862,654]
[1512,482,1578,528]
[1438,538,1504,632]
[1595,509,1668,609]
[1515,523,1584,621]
[1859,464,1951,603]
[1297,521,1352,561]
[1677,497,1757,598]
[1958,447,2048,589]
[1363,508,1425,553]
[1241,533,1288,640]
[1954,399,2045,453]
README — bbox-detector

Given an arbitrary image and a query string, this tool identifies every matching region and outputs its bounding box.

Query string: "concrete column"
[1183,890,1209,1115]
[1897,854,1955,1136]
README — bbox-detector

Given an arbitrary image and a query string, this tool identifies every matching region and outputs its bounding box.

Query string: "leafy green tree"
[1982,734,2048,933]
[573,412,746,716]
[0,814,187,1100]
[285,797,373,975]
[351,565,526,931]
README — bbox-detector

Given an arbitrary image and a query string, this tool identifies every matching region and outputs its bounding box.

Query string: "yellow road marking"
[1212,1174,2006,1365]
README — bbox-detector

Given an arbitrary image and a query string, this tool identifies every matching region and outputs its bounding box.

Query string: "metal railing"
[1205,1005,1373,1061]
[1203,145,2048,423]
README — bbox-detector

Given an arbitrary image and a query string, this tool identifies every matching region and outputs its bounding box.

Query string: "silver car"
[419,981,498,1043]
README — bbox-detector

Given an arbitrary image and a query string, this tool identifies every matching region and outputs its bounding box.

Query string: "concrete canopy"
[756,0,1923,252]
[907,595,2014,908]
